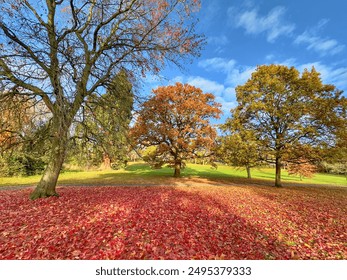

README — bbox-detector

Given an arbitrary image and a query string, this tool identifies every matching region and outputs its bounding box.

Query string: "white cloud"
[226,66,255,87]
[208,35,229,46]
[168,59,347,119]
[295,32,345,56]
[294,19,345,56]
[200,1,221,26]
[265,57,347,90]
[198,57,236,73]
[198,57,254,86]
[265,54,276,61]
[207,35,230,54]
[187,76,225,96]
[169,75,237,114]
[215,97,237,114]
[228,6,295,42]
[168,75,184,84]
[197,56,347,109]
[223,87,237,102]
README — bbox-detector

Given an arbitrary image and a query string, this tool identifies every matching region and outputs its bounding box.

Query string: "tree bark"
[174,160,181,177]
[246,165,252,179]
[102,153,112,170]
[29,117,69,200]
[275,156,282,187]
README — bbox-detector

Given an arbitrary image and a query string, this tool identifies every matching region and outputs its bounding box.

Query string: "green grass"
[0,162,346,187]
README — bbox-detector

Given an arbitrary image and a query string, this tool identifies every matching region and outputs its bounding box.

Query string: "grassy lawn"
[0,162,346,187]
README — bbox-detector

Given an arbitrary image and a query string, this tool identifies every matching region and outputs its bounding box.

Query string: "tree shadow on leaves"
[0,186,293,260]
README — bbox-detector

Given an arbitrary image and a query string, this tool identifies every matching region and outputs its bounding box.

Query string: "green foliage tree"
[231,64,347,187]
[217,129,261,179]
[0,0,203,199]
[321,129,347,178]
[141,146,167,169]
[131,83,221,177]
[0,94,50,176]
[70,70,133,169]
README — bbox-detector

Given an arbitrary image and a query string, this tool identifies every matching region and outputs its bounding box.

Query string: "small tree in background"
[131,83,221,177]
[217,132,261,179]
[141,146,167,169]
[321,129,347,179]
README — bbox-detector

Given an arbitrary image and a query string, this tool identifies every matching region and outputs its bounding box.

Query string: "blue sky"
[146,0,347,122]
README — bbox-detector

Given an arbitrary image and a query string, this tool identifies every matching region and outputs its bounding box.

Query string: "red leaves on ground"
[0,185,346,259]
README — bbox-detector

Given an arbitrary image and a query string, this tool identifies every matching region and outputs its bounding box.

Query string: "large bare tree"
[0,0,203,199]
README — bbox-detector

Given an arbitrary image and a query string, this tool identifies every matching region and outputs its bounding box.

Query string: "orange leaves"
[131,83,221,173]
[287,158,317,180]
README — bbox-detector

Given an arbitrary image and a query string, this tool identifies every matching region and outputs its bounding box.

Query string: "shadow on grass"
[182,166,243,179]
[253,168,299,182]
[124,163,151,172]
[125,163,245,179]
[124,163,243,179]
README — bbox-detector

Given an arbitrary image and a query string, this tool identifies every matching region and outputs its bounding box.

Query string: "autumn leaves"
[132,65,347,185]
[131,82,221,177]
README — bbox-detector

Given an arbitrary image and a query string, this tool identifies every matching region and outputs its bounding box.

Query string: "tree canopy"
[131,82,221,177]
[0,94,50,176]
[217,128,261,179]
[71,69,133,169]
[229,64,347,187]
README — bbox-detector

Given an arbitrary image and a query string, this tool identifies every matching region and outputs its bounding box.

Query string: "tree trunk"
[102,153,112,170]
[275,156,282,187]
[174,160,181,177]
[246,165,251,179]
[30,118,69,200]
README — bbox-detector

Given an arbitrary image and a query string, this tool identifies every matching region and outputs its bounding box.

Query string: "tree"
[0,94,50,176]
[131,82,221,177]
[219,114,265,179]
[217,130,261,179]
[232,64,347,187]
[0,94,36,151]
[71,70,133,169]
[321,129,347,178]
[287,157,316,180]
[141,146,167,169]
[0,0,203,199]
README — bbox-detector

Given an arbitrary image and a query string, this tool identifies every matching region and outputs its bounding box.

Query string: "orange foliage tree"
[131,83,222,177]
[287,158,317,180]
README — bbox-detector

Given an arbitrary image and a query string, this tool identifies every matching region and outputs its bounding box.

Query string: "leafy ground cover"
[0,184,346,260]
[0,163,346,187]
